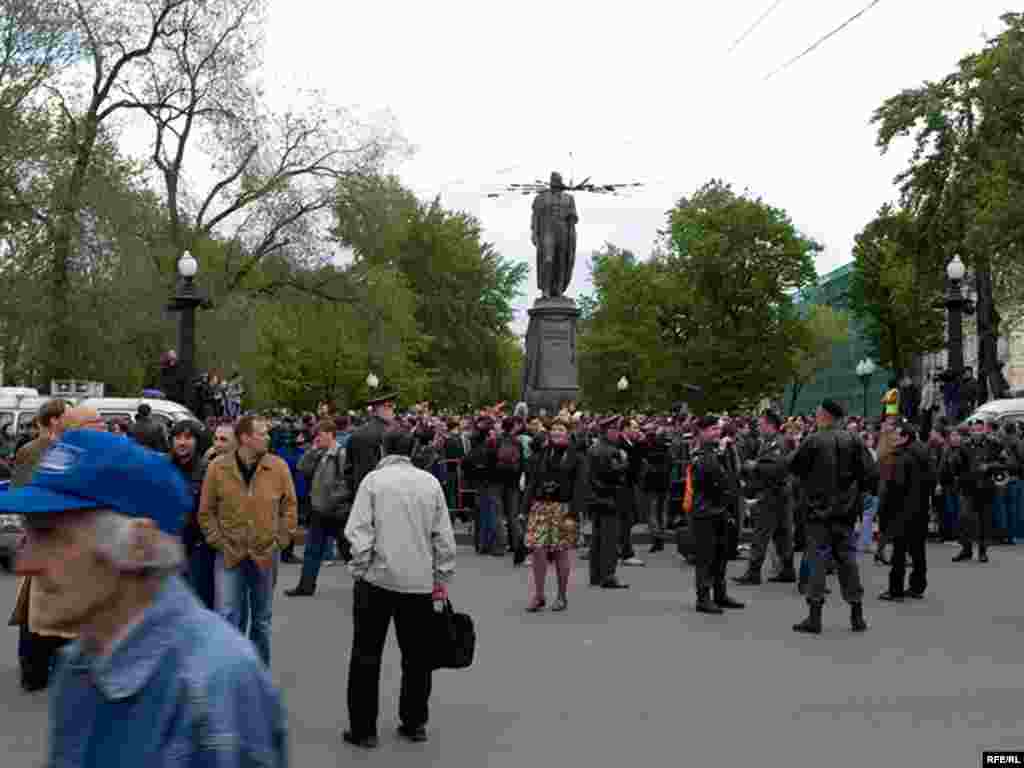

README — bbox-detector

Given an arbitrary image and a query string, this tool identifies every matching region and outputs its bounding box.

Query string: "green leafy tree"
[251,264,426,412]
[872,12,1024,398]
[333,175,527,404]
[578,244,668,410]
[655,180,819,411]
[847,205,946,375]
[786,305,851,415]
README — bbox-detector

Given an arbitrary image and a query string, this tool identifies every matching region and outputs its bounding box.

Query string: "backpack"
[682,464,694,515]
[496,436,522,470]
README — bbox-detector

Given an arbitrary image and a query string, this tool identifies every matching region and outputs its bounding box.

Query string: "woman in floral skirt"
[523,419,579,612]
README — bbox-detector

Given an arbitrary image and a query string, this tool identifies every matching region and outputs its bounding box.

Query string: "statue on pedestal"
[531,172,578,298]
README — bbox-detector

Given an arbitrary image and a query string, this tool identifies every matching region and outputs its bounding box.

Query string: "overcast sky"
[259,1,1015,328]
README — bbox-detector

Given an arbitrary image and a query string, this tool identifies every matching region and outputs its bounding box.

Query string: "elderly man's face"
[16,511,119,633]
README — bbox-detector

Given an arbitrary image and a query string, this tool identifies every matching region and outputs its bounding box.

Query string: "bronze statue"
[531,172,578,298]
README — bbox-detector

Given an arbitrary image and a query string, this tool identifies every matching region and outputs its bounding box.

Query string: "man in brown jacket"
[199,414,297,666]
[11,398,75,691]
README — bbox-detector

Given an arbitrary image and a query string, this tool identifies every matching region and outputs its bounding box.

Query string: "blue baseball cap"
[0,429,192,536]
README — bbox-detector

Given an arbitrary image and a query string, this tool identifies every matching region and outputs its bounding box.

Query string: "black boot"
[793,602,823,634]
[649,539,665,553]
[978,549,989,563]
[850,602,868,632]
[285,581,315,597]
[768,558,797,583]
[732,569,761,585]
[696,590,723,614]
[952,548,973,562]
[714,586,745,609]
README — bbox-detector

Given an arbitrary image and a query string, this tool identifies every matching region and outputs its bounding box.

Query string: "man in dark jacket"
[287,420,352,596]
[733,410,796,585]
[788,400,874,634]
[171,419,212,609]
[952,418,1012,563]
[878,420,931,600]
[587,417,630,589]
[132,404,169,453]
[643,428,673,553]
[159,349,187,406]
[689,415,745,614]
[345,393,395,495]
[486,417,526,563]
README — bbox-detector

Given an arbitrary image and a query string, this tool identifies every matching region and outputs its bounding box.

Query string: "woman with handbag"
[523,419,579,612]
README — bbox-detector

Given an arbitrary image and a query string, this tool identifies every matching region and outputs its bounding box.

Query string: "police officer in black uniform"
[345,392,397,494]
[788,399,874,634]
[587,416,630,589]
[690,415,745,614]
[951,417,1012,563]
[733,409,796,586]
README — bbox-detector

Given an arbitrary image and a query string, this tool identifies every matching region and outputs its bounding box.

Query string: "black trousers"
[617,486,638,559]
[589,503,619,585]
[959,492,992,554]
[888,524,927,596]
[692,516,729,597]
[803,520,864,606]
[748,493,794,572]
[347,580,434,737]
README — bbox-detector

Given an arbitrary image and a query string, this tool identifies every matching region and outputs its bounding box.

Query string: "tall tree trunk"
[788,381,803,416]
[46,117,99,382]
[975,260,1008,403]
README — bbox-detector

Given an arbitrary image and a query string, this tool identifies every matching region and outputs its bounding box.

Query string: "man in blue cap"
[3,430,288,767]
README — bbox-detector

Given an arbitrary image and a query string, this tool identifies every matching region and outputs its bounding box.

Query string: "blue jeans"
[215,552,277,666]
[943,492,961,540]
[859,495,879,553]
[477,491,497,553]
[186,540,217,611]
[992,487,1012,541]
[1008,480,1024,541]
[299,518,345,589]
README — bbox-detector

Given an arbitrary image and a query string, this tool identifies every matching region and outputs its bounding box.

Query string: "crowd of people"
[1,380,1021,764]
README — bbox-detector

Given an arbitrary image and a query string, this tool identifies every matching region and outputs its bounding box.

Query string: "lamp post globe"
[168,250,206,415]
[856,358,875,418]
[366,372,379,390]
[617,376,629,392]
[178,250,198,279]
[947,254,966,282]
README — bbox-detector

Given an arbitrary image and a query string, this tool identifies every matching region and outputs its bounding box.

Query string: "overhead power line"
[728,0,786,53]
[764,0,884,81]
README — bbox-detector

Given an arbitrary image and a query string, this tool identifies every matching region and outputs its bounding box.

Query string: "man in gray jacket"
[285,420,351,597]
[343,427,456,750]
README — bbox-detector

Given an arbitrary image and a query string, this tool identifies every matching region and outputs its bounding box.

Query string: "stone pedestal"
[521,297,580,416]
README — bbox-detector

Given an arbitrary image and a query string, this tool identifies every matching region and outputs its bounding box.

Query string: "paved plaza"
[0,542,1022,767]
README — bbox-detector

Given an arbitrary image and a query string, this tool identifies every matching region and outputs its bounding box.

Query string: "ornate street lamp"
[855,358,876,419]
[167,250,209,412]
[933,255,975,419]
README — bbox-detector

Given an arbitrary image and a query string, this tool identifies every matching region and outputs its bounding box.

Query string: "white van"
[0,390,54,445]
[77,397,198,429]
[964,398,1024,427]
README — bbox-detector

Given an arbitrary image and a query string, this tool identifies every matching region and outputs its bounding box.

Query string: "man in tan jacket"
[199,414,297,666]
[11,399,75,691]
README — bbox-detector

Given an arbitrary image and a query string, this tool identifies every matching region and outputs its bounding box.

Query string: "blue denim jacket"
[48,576,288,768]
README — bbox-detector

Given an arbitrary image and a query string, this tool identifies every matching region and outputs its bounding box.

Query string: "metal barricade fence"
[438,458,476,520]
